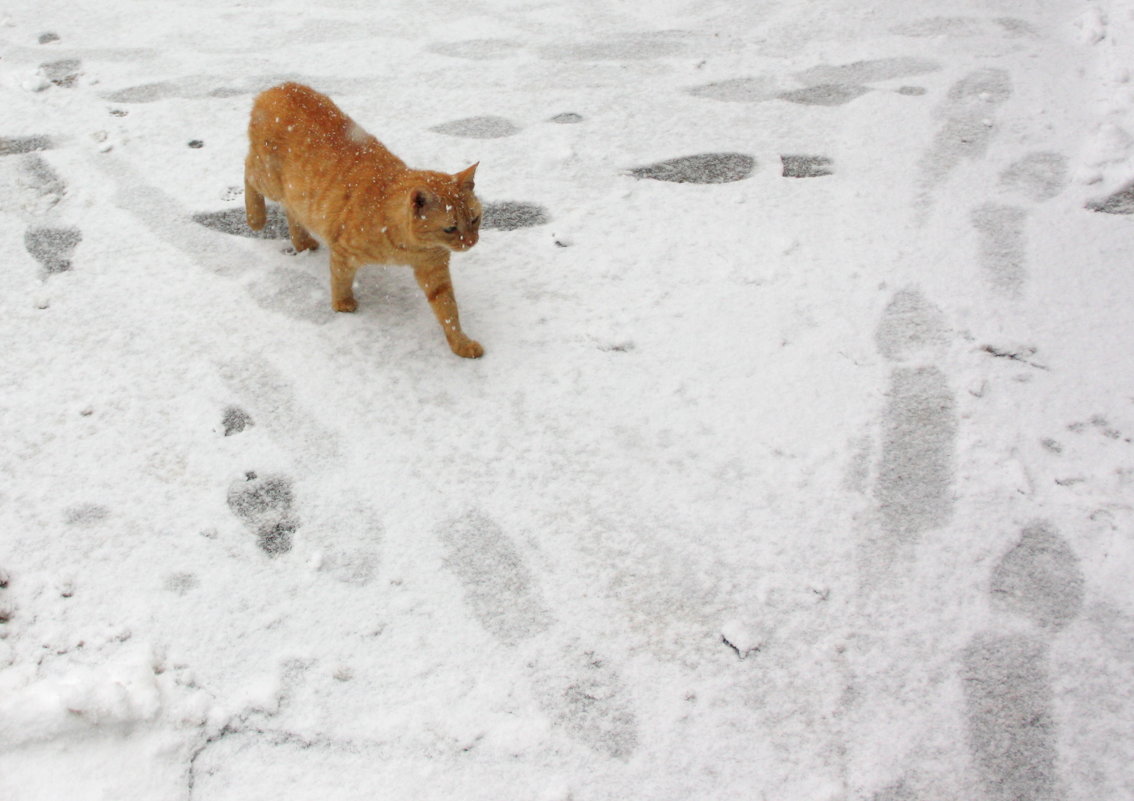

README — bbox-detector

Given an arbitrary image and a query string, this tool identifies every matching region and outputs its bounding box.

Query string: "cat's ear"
[411,187,437,217]
[455,162,479,191]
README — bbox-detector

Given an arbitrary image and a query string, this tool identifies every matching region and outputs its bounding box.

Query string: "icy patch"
[628,153,755,184]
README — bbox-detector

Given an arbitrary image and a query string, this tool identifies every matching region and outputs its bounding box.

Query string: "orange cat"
[244,82,484,358]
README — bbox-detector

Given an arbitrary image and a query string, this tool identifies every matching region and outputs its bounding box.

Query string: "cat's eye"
[470,216,480,226]
[443,226,458,234]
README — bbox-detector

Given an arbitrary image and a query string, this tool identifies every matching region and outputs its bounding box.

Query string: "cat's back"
[250,82,352,143]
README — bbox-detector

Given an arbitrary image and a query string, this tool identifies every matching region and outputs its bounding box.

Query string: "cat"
[244,82,484,358]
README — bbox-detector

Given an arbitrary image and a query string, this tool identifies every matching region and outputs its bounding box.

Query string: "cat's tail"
[245,176,267,231]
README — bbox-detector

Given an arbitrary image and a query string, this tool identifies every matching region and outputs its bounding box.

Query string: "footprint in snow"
[435,510,553,646]
[988,521,1085,631]
[970,204,1027,298]
[781,154,833,178]
[794,57,941,85]
[221,406,254,436]
[999,152,1068,203]
[891,16,1038,39]
[960,521,1083,801]
[11,155,66,215]
[482,201,550,230]
[0,136,53,156]
[227,472,299,556]
[538,34,688,61]
[164,573,200,595]
[874,287,948,362]
[532,647,640,760]
[628,153,754,184]
[429,116,519,139]
[40,59,81,88]
[875,366,957,540]
[688,57,941,106]
[915,68,1013,223]
[778,83,870,106]
[64,503,111,526]
[965,152,1068,298]
[868,289,957,555]
[25,226,82,275]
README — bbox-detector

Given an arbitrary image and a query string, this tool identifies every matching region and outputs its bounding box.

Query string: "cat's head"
[408,164,482,252]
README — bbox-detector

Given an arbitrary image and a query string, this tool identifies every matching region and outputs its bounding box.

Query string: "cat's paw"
[332,297,358,313]
[451,338,484,359]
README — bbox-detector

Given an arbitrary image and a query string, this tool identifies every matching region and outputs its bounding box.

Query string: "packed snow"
[2,1,1134,799]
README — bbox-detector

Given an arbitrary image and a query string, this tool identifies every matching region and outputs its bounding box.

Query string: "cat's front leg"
[412,256,483,359]
[329,250,360,313]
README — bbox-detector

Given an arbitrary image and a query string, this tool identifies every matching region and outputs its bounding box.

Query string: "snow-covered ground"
[2,1,1133,798]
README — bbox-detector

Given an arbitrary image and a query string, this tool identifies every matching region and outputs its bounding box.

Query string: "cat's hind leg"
[329,249,360,313]
[285,210,320,253]
[245,176,267,231]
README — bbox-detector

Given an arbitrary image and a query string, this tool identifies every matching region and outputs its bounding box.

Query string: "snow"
[2,0,1134,799]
